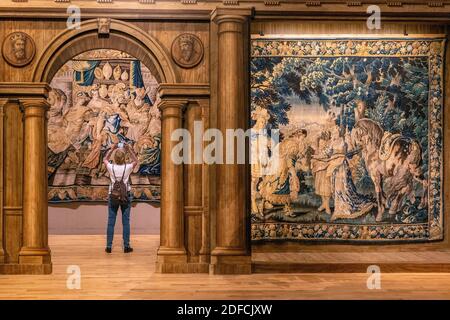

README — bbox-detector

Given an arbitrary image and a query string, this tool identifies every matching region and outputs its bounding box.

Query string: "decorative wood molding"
[0,83,51,99]
[346,1,362,6]
[1,1,450,20]
[387,1,403,6]
[11,0,28,2]
[211,7,254,22]
[264,1,280,6]
[158,84,210,100]
[223,0,239,5]
[54,0,70,3]
[185,206,204,216]
[305,1,322,6]
[428,1,444,6]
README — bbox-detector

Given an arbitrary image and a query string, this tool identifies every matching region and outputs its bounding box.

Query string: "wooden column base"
[156,262,210,273]
[0,263,52,274]
[18,247,51,265]
[156,248,210,273]
[209,255,252,275]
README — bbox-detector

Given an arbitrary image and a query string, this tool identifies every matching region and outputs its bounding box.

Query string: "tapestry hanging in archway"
[250,36,444,242]
[47,49,161,203]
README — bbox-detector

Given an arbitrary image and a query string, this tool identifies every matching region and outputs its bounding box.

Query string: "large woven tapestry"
[250,36,445,242]
[48,49,161,203]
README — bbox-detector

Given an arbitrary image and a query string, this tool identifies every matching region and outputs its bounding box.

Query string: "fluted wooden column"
[18,97,51,269]
[156,98,188,272]
[210,8,253,274]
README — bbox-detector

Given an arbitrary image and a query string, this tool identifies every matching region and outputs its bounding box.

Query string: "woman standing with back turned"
[103,142,139,253]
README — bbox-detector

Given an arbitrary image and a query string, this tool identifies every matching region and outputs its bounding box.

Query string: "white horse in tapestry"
[350,118,428,222]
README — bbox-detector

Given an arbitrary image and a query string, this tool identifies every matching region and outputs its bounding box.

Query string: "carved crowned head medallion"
[171,33,204,68]
[2,32,36,67]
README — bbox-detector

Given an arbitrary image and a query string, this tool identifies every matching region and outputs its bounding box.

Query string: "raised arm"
[103,143,118,167]
[125,143,139,169]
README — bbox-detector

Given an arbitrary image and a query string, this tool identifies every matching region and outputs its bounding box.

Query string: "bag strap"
[111,164,127,183]
[121,164,127,182]
[110,164,115,191]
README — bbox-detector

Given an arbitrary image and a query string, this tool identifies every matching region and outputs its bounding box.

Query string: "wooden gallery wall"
[0,6,450,275]
[0,18,212,274]
[250,20,450,254]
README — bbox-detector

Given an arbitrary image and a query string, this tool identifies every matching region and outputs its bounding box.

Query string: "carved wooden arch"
[32,19,178,84]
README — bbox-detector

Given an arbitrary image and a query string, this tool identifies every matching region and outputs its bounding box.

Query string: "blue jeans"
[106,193,131,248]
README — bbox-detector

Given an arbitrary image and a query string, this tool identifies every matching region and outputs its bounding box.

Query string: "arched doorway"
[33,19,177,84]
[46,47,162,252]
[11,19,184,274]
[1,12,247,275]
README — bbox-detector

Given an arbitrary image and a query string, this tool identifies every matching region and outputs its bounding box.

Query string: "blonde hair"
[114,149,126,165]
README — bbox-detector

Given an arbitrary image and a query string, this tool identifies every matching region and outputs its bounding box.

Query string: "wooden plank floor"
[1,235,450,299]
[252,251,450,273]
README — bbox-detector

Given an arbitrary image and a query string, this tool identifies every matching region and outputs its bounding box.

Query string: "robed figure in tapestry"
[250,38,444,242]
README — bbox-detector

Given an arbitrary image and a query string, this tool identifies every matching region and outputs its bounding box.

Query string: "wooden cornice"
[158,84,210,100]
[0,1,450,20]
[0,83,51,99]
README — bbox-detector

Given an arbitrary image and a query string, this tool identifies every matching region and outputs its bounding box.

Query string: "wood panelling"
[208,19,219,264]
[134,21,210,84]
[184,102,203,209]
[251,20,447,35]
[0,99,4,263]
[200,98,211,264]
[253,251,450,273]
[184,101,204,262]
[0,19,209,84]
[2,100,23,263]
[0,19,67,83]
[3,0,450,20]
[0,17,211,273]
[1,4,450,276]
[156,84,209,273]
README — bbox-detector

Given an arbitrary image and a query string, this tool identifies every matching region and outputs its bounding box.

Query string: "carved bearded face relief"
[2,32,35,67]
[97,18,111,35]
[171,33,204,68]
[12,37,26,60]
[179,36,195,62]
